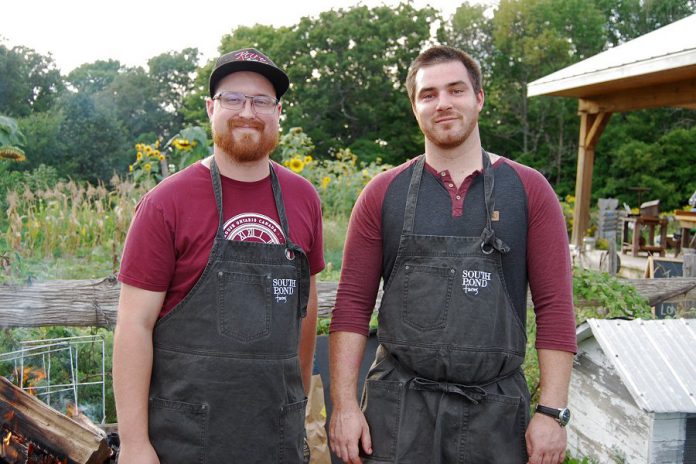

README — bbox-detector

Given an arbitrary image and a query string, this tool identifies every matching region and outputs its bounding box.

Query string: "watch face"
[559,408,571,426]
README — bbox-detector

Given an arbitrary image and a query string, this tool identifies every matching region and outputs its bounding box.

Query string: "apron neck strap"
[209,157,293,242]
[480,150,510,254]
[402,155,426,235]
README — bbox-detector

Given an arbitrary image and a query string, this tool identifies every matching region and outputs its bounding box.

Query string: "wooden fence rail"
[0,276,695,329]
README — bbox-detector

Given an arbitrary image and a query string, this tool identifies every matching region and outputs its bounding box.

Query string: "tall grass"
[2,176,145,282]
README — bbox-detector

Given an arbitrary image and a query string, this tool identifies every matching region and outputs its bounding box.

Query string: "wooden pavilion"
[528,14,696,249]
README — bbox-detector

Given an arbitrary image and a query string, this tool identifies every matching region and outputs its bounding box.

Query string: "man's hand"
[117,441,160,464]
[525,413,567,464]
[330,402,372,464]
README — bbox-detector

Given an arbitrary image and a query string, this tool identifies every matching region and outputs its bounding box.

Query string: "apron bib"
[362,153,529,464]
[148,159,310,464]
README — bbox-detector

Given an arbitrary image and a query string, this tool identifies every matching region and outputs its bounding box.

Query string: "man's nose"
[238,97,256,118]
[436,94,453,111]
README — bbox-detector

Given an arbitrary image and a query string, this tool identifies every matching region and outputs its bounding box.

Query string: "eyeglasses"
[212,91,279,114]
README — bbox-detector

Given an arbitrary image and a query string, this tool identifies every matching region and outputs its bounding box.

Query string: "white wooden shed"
[569,318,696,463]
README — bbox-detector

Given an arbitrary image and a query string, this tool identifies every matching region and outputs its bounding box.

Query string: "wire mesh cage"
[0,334,106,424]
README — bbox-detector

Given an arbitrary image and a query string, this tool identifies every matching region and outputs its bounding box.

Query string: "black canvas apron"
[147,159,310,463]
[361,152,529,464]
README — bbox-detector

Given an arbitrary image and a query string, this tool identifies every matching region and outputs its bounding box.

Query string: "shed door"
[686,416,696,463]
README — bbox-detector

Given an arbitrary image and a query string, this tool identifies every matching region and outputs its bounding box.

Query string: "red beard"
[213,117,279,163]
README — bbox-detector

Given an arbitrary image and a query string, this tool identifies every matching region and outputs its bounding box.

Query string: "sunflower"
[304,155,313,164]
[144,163,152,172]
[289,158,305,173]
[158,154,166,161]
[129,164,134,172]
[0,146,26,162]
[321,176,331,190]
[173,138,192,150]
[144,145,153,155]
[136,152,143,161]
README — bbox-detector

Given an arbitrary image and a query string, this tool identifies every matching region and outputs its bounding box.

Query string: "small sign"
[646,257,696,319]
[645,257,683,279]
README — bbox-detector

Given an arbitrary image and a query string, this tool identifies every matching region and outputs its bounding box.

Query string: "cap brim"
[209,61,289,100]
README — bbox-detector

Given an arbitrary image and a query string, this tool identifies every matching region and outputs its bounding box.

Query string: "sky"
[1,0,495,75]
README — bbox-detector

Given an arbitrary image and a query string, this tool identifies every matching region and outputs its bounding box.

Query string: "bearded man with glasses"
[113,48,324,464]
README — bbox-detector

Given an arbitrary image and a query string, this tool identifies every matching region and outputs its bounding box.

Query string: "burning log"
[0,377,111,464]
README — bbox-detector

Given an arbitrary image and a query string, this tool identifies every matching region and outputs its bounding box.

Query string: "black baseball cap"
[209,48,289,100]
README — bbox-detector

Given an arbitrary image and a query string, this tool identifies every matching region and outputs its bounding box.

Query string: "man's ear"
[206,98,215,119]
[476,89,485,112]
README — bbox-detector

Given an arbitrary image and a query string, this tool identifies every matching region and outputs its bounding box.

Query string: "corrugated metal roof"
[528,14,696,97]
[577,318,696,413]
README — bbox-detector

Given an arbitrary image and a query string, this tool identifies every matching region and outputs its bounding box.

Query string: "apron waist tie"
[408,377,487,404]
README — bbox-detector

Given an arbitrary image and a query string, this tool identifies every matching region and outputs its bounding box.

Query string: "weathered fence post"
[684,248,696,277]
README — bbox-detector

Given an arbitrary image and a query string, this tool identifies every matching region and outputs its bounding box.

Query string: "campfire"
[0,377,113,464]
[1,424,67,464]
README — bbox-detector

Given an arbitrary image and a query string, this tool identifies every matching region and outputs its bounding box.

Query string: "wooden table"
[674,210,696,255]
[621,215,669,257]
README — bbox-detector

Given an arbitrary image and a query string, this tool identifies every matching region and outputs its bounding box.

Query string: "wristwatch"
[535,404,571,427]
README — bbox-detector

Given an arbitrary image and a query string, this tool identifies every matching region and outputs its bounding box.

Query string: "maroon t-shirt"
[119,161,325,318]
[330,155,577,353]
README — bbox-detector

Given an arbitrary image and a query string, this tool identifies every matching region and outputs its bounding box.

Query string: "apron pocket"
[463,393,526,464]
[149,397,208,464]
[361,380,403,462]
[279,398,308,464]
[402,265,454,330]
[217,271,271,342]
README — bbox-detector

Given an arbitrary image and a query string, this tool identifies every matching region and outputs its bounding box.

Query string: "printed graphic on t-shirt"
[223,213,286,244]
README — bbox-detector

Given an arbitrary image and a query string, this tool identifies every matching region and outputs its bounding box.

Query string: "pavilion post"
[571,107,611,249]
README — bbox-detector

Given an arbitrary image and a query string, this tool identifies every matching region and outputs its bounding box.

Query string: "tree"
[595,0,696,46]
[17,110,64,170]
[188,3,437,163]
[283,3,438,163]
[52,93,129,181]
[0,44,64,117]
[593,109,696,209]
[437,2,494,76]
[448,0,606,194]
[147,48,200,131]
[67,60,122,94]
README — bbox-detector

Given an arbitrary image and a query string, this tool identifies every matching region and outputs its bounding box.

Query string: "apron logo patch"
[273,278,296,303]
[461,270,491,296]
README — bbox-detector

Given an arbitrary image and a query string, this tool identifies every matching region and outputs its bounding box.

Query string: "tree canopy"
[1,0,694,209]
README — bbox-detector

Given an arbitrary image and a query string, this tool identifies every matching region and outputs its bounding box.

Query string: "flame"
[65,403,79,418]
[3,430,10,447]
[12,365,48,395]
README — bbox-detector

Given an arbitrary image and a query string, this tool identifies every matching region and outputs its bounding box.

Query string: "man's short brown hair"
[406,45,482,103]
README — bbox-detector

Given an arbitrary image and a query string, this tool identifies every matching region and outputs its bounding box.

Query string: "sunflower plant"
[0,114,27,163]
[274,127,316,174]
[162,126,211,173]
[129,126,211,185]
[273,127,391,216]
[129,141,165,185]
